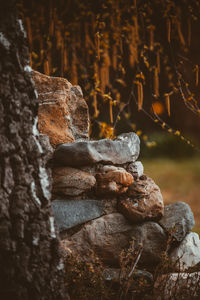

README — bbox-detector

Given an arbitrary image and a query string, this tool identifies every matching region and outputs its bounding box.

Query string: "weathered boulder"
[118,176,164,223]
[51,199,104,231]
[158,202,195,242]
[62,214,167,267]
[62,213,134,265]
[154,272,200,300]
[96,165,134,195]
[32,70,89,147]
[169,232,200,271]
[53,132,140,167]
[130,222,167,266]
[126,161,144,178]
[52,167,96,196]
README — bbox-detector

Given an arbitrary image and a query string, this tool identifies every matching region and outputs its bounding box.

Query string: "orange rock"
[32,70,89,147]
[105,169,134,186]
[96,165,134,195]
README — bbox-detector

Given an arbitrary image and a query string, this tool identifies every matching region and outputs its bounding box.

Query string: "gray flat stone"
[158,202,195,242]
[52,199,104,231]
[53,132,140,167]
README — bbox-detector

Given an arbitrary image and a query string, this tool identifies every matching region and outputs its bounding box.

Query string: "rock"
[130,222,167,266]
[103,267,153,284]
[132,269,154,284]
[52,167,96,196]
[103,268,121,282]
[126,161,144,178]
[51,199,104,231]
[32,70,89,147]
[53,132,140,167]
[96,165,134,195]
[103,268,153,298]
[80,165,96,176]
[62,214,167,267]
[169,232,200,271]
[118,176,164,223]
[62,213,134,265]
[97,165,134,186]
[154,272,200,300]
[158,202,195,242]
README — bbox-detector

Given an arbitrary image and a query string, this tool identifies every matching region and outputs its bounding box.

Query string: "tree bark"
[0,1,66,299]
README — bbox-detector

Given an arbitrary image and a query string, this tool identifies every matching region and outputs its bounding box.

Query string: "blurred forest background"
[19,0,200,231]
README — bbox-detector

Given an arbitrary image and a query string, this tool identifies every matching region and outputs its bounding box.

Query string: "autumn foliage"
[20,0,200,145]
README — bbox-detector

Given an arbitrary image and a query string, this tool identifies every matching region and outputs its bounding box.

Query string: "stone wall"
[34,70,200,299]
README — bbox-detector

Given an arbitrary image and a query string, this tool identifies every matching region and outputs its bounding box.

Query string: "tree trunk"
[0,2,66,299]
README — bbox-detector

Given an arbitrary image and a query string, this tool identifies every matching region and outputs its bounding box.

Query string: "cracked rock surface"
[118,175,164,223]
[53,132,140,167]
[32,70,89,147]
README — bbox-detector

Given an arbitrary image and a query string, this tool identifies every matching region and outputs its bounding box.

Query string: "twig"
[128,247,143,279]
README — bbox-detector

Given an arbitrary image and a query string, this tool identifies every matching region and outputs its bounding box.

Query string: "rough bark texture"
[0,2,66,299]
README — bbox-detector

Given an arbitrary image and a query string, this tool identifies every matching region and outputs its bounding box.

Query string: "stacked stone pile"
[51,136,198,270]
[33,70,200,299]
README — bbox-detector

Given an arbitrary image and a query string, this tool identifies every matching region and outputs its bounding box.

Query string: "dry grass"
[142,157,200,234]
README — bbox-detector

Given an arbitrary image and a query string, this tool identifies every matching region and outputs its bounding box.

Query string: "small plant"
[64,249,112,300]
[153,228,200,300]
[119,239,143,299]
[64,239,152,300]
[64,230,200,300]
[118,239,154,300]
